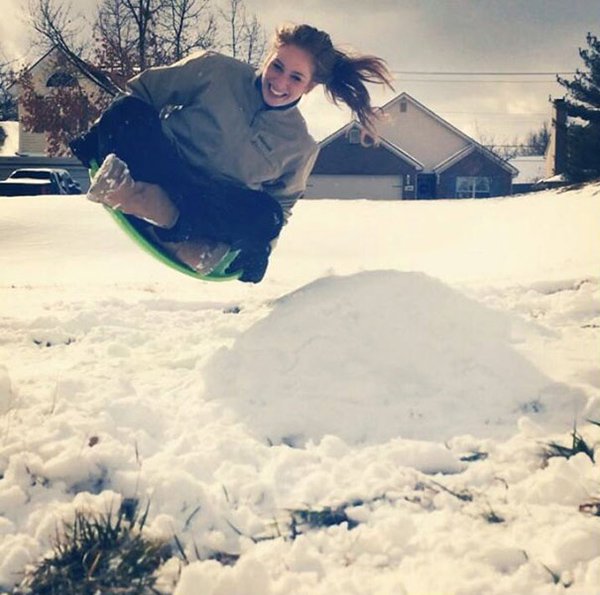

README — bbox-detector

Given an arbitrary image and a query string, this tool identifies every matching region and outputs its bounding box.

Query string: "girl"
[70,24,393,282]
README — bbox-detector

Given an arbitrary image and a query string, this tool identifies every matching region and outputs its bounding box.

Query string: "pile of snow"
[0,185,599,594]
[207,271,585,445]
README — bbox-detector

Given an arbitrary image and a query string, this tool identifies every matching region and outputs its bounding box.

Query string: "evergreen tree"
[557,32,600,181]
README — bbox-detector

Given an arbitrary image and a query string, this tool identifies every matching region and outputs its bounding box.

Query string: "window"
[348,128,361,144]
[46,71,77,88]
[399,100,407,113]
[455,176,491,198]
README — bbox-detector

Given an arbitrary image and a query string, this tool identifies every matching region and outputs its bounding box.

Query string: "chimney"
[546,99,568,177]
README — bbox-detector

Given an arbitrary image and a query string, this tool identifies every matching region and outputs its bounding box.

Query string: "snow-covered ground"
[0,185,599,594]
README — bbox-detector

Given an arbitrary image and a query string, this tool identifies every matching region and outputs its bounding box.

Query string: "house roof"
[435,144,519,176]
[383,93,519,175]
[319,92,517,176]
[507,155,546,183]
[17,45,122,97]
[318,121,424,171]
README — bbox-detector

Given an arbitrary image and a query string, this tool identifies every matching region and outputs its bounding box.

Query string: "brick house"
[306,92,517,200]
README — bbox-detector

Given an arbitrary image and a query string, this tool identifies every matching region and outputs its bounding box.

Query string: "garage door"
[305,175,403,200]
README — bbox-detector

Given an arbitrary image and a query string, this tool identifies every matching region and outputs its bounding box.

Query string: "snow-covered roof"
[434,144,519,176]
[508,155,547,184]
[0,121,19,156]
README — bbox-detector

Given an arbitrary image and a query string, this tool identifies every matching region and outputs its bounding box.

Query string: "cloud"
[248,0,596,141]
[4,0,597,142]
[0,0,29,61]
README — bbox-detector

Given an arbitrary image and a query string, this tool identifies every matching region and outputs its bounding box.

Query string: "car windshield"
[11,170,53,181]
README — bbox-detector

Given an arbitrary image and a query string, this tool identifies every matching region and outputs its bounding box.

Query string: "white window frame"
[348,128,361,144]
[455,176,491,198]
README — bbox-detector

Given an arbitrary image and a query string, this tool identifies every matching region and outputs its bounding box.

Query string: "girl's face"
[261,44,316,108]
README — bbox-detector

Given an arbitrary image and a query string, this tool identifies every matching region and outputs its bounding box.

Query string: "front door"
[416,174,437,199]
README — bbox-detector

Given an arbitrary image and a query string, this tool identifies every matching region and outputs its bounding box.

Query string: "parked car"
[0,168,82,196]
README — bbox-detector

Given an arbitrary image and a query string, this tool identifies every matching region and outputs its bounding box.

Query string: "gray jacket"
[127,51,319,220]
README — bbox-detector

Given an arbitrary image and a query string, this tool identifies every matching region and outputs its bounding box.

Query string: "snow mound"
[205,271,586,445]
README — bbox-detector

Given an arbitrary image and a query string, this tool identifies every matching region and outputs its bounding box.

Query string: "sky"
[2,0,600,143]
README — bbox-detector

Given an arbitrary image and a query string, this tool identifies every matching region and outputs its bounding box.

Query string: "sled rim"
[89,162,242,281]
[105,207,242,281]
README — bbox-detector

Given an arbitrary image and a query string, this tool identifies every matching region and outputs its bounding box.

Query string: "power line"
[394,79,558,83]
[440,111,548,115]
[390,70,575,75]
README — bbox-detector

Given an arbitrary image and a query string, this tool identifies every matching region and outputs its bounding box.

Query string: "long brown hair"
[272,24,394,138]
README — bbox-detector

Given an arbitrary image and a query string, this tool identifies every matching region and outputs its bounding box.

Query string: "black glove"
[228,242,272,283]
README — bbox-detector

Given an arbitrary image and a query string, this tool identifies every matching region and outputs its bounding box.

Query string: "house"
[9,46,117,157]
[508,155,547,194]
[1,46,120,190]
[305,92,518,200]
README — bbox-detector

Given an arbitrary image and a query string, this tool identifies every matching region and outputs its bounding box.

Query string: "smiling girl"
[70,24,393,282]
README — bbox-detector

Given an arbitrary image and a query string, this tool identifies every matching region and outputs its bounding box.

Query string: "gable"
[14,47,115,156]
[20,48,93,96]
[439,147,515,180]
[376,93,471,170]
[313,124,423,175]
[20,46,121,97]
[436,145,518,176]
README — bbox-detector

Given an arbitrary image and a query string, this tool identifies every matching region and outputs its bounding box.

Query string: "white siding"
[19,129,47,156]
[305,175,403,200]
[378,99,469,170]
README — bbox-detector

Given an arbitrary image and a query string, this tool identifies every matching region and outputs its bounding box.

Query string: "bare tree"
[20,0,267,155]
[521,121,550,156]
[219,0,266,66]
[119,0,163,72]
[94,0,140,80]
[476,130,519,160]
[28,0,84,54]
[94,0,217,76]
[241,13,267,66]
[29,0,122,95]
[157,0,217,62]
[477,120,551,160]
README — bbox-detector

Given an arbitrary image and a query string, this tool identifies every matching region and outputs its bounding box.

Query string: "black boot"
[69,127,100,169]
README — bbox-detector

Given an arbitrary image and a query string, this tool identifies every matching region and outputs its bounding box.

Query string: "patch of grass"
[484,509,505,524]
[545,425,595,463]
[287,500,363,538]
[430,480,473,502]
[291,504,358,536]
[13,498,172,595]
[459,451,488,463]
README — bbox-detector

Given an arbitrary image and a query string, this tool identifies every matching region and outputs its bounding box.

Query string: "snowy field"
[0,184,599,594]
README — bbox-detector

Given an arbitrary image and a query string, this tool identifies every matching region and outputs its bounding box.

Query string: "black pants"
[70,96,283,282]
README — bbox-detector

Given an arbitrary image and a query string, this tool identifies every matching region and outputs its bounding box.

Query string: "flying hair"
[271,24,395,140]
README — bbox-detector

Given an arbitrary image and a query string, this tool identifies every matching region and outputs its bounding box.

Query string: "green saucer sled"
[89,163,242,282]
